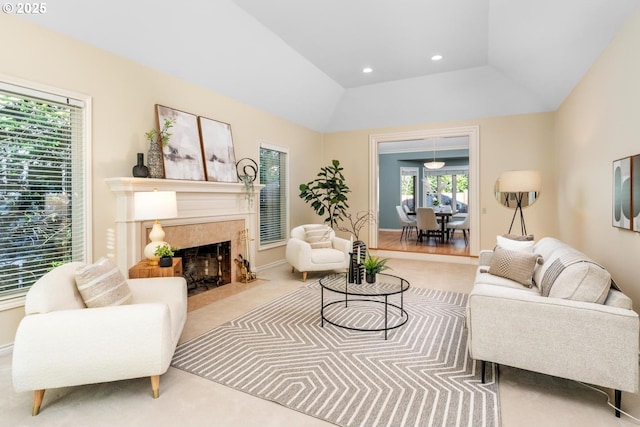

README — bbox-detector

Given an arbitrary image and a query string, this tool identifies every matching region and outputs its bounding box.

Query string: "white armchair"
[12,261,187,415]
[285,224,351,281]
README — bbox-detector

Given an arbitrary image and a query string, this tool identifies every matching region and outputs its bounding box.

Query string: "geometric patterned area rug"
[172,281,500,427]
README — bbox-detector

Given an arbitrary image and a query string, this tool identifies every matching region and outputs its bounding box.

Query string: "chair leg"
[302,271,308,282]
[32,389,45,416]
[463,230,468,246]
[291,266,295,273]
[151,375,160,399]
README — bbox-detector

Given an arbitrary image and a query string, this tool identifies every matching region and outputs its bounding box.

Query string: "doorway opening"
[369,126,479,259]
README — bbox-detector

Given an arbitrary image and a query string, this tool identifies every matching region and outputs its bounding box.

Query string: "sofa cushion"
[25,261,87,315]
[547,261,611,304]
[496,235,535,252]
[75,257,132,308]
[303,224,332,249]
[475,269,541,294]
[488,246,542,287]
[310,247,346,264]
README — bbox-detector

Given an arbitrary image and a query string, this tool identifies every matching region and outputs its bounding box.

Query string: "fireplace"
[176,241,231,295]
[105,177,262,278]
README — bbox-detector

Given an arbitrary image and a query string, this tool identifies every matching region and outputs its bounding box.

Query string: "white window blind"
[259,144,288,248]
[0,83,86,301]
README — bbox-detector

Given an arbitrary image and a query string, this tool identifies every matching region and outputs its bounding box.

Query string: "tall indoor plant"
[298,159,350,229]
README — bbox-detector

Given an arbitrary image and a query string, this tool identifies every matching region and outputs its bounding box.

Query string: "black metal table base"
[321,287,409,340]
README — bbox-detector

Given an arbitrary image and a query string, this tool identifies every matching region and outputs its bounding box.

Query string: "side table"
[128,258,182,279]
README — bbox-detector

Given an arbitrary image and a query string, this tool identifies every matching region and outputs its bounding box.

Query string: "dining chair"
[446,213,470,245]
[396,206,417,241]
[416,207,443,244]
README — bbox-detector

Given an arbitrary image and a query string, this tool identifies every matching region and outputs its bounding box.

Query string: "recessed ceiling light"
[362,67,373,73]
[431,55,443,61]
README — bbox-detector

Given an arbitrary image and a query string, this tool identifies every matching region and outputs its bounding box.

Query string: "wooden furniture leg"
[302,271,308,282]
[151,375,160,399]
[32,389,45,416]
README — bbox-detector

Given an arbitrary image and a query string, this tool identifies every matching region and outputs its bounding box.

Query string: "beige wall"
[555,8,640,309]
[322,112,557,250]
[0,14,323,346]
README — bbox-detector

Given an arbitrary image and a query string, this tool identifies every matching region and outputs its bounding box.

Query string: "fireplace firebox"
[175,241,231,296]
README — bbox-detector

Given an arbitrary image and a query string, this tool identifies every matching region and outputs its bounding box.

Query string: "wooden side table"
[128,258,182,279]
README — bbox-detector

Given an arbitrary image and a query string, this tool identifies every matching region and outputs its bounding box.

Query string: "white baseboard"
[255,259,287,272]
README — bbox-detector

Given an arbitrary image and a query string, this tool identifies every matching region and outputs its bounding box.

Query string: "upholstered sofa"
[467,237,639,417]
[286,224,351,281]
[12,260,187,415]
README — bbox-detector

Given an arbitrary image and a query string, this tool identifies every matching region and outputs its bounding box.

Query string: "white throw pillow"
[75,257,132,308]
[496,235,535,253]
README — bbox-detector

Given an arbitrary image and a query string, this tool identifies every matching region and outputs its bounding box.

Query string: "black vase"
[159,256,172,267]
[365,272,376,284]
[132,153,149,178]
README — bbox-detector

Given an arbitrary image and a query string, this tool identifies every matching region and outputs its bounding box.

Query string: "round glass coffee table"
[319,272,410,340]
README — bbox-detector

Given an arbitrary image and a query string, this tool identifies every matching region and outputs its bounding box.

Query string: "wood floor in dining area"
[376,230,470,256]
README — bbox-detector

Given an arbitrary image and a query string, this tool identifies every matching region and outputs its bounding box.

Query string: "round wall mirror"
[494,181,540,208]
[494,170,541,209]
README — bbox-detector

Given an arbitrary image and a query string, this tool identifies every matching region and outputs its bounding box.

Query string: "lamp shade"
[134,191,178,221]
[498,170,541,193]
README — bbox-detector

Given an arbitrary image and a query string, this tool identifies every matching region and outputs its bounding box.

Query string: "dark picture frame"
[156,105,206,181]
[197,116,238,182]
[612,156,632,229]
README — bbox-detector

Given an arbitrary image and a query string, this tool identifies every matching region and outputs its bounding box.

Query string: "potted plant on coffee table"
[362,252,391,284]
[154,244,178,267]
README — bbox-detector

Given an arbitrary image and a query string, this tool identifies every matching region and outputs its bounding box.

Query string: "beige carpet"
[0,259,638,426]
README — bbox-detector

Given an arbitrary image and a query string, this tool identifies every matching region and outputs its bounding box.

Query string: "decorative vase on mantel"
[132,153,149,178]
[147,141,164,179]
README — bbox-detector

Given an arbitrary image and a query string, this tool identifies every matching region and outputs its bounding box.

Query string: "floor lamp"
[134,190,178,265]
[498,170,541,236]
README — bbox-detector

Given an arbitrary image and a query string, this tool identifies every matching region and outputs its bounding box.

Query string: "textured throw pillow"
[303,224,333,249]
[75,257,132,308]
[489,246,543,287]
[496,235,535,252]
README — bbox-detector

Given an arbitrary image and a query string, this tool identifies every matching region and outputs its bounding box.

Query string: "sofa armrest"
[12,303,173,392]
[331,236,352,255]
[467,283,639,392]
[478,250,493,267]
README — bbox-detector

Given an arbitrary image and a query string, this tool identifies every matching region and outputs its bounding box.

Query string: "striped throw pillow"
[75,257,132,308]
[303,225,333,249]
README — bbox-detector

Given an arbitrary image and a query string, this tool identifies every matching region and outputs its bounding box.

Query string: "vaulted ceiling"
[22,0,639,132]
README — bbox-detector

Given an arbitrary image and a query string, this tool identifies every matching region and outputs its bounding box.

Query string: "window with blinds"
[0,82,87,301]
[259,144,288,248]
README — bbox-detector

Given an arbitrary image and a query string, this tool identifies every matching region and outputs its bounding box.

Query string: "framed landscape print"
[156,105,205,181]
[198,116,238,182]
[612,157,631,229]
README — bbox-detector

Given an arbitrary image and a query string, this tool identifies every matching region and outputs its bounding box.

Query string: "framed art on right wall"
[613,156,632,229]
[633,155,640,231]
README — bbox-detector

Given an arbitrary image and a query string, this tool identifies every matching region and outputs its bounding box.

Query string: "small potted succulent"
[362,252,391,284]
[154,244,178,267]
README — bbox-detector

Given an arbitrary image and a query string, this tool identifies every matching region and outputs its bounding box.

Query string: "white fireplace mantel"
[105,177,263,273]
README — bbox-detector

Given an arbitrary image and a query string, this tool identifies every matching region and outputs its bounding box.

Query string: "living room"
[2,1,640,426]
